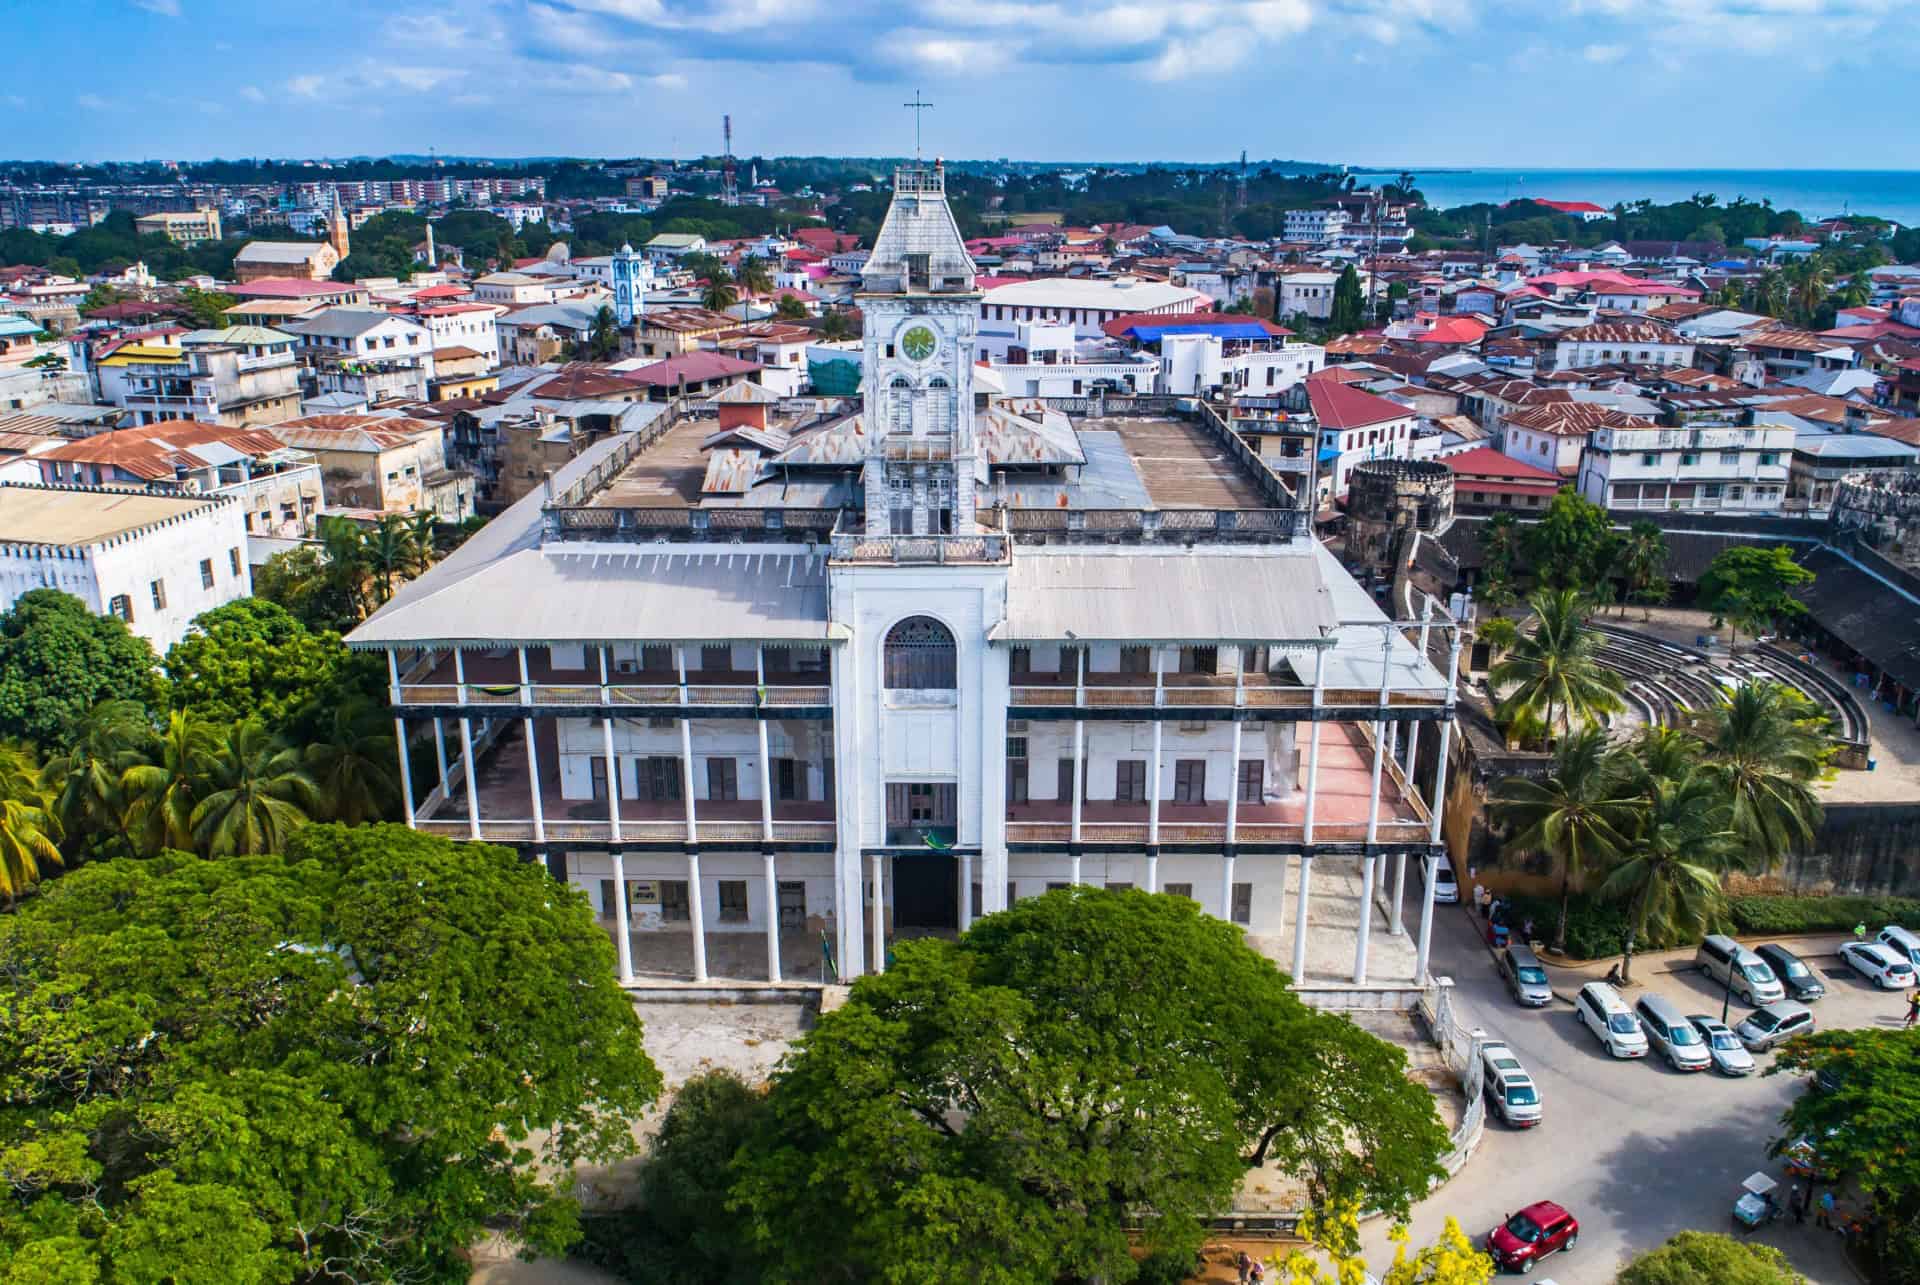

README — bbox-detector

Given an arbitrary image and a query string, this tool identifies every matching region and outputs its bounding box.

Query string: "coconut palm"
[1697,681,1829,865]
[1489,588,1627,742]
[1599,765,1741,982]
[736,254,773,298]
[702,270,738,315]
[363,516,415,606]
[304,702,401,826]
[0,742,62,906]
[190,721,317,857]
[1841,273,1872,310]
[406,511,440,577]
[1617,521,1669,621]
[121,708,217,857]
[44,699,150,858]
[1491,727,1640,954]
[1787,258,1831,326]
[585,303,621,361]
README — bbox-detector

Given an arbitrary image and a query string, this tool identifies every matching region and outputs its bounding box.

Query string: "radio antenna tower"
[1236,148,1248,211]
[721,115,739,206]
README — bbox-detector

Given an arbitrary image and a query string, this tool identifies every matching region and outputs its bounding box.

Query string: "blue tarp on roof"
[1122,320,1274,343]
[1318,447,1341,463]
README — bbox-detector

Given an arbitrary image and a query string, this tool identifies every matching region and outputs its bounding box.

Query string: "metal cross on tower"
[903,90,933,158]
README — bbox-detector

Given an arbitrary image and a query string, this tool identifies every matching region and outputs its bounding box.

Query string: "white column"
[394,716,416,828]
[764,851,782,983]
[1148,719,1163,847]
[1226,720,1243,844]
[610,851,633,983]
[1070,718,1084,844]
[387,649,403,704]
[1365,720,1387,845]
[432,718,448,793]
[453,647,468,707]
[1070,852,1082,887]
[959,851,973,931]
[1415,855,1439,984]
[1291,856,1313,981]
[517,645,533,705]
[458,716,480,840]
[1391,852,1407,936]
[1353,852,1376,984]
[524,716,545,843]
[756,720,775,842]
[601,714,623,842]
[1402,716,1419,780]
[687,851,707,981]
[1219,853,1236,924]
[1429,718,1455,845]
[678,649,697,845]
[1303,646,1326,843]
[1145,852,1159,895]
[829,644,865,979]
[869,852,885,974]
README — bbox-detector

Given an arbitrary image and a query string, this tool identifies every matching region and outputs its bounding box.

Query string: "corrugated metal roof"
[347,546,833,647]
[994,549,1335,644]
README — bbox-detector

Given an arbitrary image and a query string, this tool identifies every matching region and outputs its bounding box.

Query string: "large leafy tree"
[1492,726,1640,953]
[1522,489,1618,593]
[162,598,382,733]
[1616,1230,1806,1284]
[1489,588,1626,741]
[1276,1206,1494,1285]
[0,589,159,751]
[251,543,365,635]
[1329,263,1366,334]
[730,888,1447,1283]
[0,825,661,1283]
[1698,545,1815,646]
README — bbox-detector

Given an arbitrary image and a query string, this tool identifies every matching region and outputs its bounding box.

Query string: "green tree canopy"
[0,825,661,1283]
[1616,1230,1806,1284]
[1522,488,1618,592]
[161,598,382,734]
[730,888,1447,1283]
[0,590,159,751]
[1698,545,1815,644]
[1330,263,1366,334]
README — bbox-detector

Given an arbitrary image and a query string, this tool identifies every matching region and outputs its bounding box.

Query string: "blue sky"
[12,0,1917,168]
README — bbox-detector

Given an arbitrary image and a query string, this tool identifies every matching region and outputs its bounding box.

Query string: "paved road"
[1359,901,1899,1283]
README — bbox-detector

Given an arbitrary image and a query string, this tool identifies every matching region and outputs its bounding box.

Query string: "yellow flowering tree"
[1272,1205,1494,1285]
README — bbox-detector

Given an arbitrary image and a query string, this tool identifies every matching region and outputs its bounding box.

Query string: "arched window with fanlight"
[888,376,912,435]
[926,375,953,436]
[884,615,957,690]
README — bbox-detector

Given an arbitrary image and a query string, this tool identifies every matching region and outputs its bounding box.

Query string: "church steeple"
[859,161,982,538]
[327,197,351,264]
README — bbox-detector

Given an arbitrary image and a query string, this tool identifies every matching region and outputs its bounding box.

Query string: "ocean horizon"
[1396,168,1920,229]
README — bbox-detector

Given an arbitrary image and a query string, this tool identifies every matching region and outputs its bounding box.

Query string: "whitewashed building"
[1576,417,1795,512]
[0,483,251,649]
[349,165,1461,988]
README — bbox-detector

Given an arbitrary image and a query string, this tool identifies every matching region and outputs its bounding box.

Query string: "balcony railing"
[397,681,831,708]
[415,817,836,844]
[1007,683,1447,710]
[830,531,1009,564]
[1002,819,1432,846]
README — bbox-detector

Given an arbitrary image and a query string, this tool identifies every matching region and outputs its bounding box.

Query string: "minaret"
[611,243,645,328]
[856,158,981,536]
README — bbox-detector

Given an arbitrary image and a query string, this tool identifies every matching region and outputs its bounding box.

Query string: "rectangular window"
[590,756,609,800]
[1720,450,1741,465]
[150,579,167,610]
[1007,757,1029,803]
[700,645,732,672]
[636,756,683,802]
[1006,736,1028,760]
[778,880,806,926]
[108,593,133,622]
[775,757,803,802]
[1056,758,1077,803]
[199,558,214,589]
[1758,452,1777,466]
[1231,882,1253,925]
[707,757,739,801]
[1010,646,1032,677]
[1180,646,1218,675]
[1173,759,1206,804]
[660,880,691,922]
[598,879,615,918]
[229,547,242,576]
[717,880,749,923]
[1115,760,1147,804]
[1681,453,1698,466]
[1164,882,1194,900]
[1238,759,1264,803]
[1641,453,1658,467]
[1119,645,1153,674]
[643,644,673,672]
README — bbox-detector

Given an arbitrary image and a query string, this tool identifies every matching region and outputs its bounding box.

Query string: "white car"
[1686,1015,1757,1076]
[1424,860,1460,905]
[1839,940,1917,989]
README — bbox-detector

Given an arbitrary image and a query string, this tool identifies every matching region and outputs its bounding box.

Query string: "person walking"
[1906,991,1919,1029]
[1236,1251,1251,1285]
[1819,1190,1836,1230]
[1790,1182,1806,1225]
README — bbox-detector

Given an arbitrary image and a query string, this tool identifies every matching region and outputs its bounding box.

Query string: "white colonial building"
[350,166,1462,990]
[1576,417,1795,512]
[0,482,252,649]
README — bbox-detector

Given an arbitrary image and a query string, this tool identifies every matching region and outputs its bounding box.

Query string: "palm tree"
[1599,765,1740,982]
[45,699,149,858]
[316,515,371,621]
[121,709,217,857]
[736,254,773,298]
[819,308,853,342]
[303,703,401,826]
[1617,521,1669,620]
[1489,588,1627,742]
[1788,258,1831,326]
[406,511,440,577]
[1697,682,1828,866]
[0,743,62,906]
[1491,727,1639,954]
[190,721,317,858]
[1841,273,1872,310]
[585,304,622,361]
[363,516,415,606]
[702,270,738,315]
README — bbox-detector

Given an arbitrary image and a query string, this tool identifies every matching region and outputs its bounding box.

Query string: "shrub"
[1503,892,1639,959]
[1727,895,1920,937]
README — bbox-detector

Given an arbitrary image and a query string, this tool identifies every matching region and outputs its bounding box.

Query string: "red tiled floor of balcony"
[423,718,834,831]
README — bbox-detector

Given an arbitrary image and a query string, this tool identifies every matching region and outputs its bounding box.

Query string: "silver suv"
[1695,934,1785,1005]
[1498,943,1553,1007]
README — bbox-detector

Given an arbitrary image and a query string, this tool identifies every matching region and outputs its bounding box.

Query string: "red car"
[1485,1200,1578,1274]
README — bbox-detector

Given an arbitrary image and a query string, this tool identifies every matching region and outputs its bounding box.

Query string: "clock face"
[900,325,938,362]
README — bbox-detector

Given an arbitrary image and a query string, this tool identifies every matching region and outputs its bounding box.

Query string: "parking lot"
[1362,904,1905,1282]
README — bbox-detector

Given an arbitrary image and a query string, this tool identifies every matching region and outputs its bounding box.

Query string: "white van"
[1574,981,1648,1058]
[1635,993,1712,1072]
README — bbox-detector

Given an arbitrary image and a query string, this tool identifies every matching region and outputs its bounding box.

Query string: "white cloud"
[238,85,267,103]
[76,93,112,110]
[1583,42,1625,62]
[286,74,326,98]
[650,72,689,89]
[131,0,181,15]
[877,30,1012,76]
[386,14,469,46]
[377,64,460,91]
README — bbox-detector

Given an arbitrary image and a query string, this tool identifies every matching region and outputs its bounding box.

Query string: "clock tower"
[857,161,981,536]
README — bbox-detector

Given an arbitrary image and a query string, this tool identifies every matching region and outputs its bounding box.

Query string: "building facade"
[1576,418,1795,512]
[348,166,1462,990]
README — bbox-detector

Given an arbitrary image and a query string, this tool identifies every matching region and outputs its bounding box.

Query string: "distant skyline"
[16,1,1920,169]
